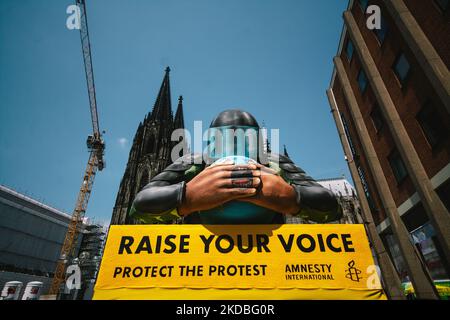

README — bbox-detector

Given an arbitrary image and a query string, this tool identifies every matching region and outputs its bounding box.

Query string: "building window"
[374,15,388,44]
[393,53,411,86]
[417,102,446,148]
[359,0,369,11]
[370,106,384,132]
[434,0,449,12]
[388,150,408,183]
[341,112,358,158]
[384,234,409,282]
[411,222,449,281]
[357,165,376,211]
[345,38,354,62]
[357,69,368,93]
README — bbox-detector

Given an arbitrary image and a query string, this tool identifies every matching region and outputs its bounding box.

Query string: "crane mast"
[49,0,105,296]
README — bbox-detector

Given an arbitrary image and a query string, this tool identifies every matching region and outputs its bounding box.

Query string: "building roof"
[0,184,72,221]
[317,177,356,198]
[0,184,97,234]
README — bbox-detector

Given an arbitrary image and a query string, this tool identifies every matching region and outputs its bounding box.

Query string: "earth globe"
[198,156,278,224]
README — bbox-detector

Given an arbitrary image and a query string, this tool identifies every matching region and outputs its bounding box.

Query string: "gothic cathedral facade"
[110,67,184,225]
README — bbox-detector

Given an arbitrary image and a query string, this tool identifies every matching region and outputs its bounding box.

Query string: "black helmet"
[206,109,260,163]
[209,109,259,128]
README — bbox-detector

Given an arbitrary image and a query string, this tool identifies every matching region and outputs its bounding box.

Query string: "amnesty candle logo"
[345,260,362,282]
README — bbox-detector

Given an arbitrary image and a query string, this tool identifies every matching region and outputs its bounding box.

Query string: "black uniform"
[130,153,342,224]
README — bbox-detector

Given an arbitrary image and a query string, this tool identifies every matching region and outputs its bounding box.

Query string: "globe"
[210,155,258,166]
[198,156,278,224]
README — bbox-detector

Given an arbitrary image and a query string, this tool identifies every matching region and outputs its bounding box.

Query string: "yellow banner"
[93,224,386,300]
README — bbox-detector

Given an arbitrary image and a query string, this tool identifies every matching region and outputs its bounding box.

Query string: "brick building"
[327,0,449,299]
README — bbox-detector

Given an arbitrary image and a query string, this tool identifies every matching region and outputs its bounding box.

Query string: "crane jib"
[48,0,105,297]
[78,0,101,137]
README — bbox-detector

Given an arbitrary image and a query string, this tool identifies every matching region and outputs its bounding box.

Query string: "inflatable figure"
[130,110,342,224]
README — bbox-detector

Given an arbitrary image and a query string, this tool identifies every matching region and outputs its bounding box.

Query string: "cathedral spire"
[174,95,185,129]
[283,144,290,158]
[150,67,172,122]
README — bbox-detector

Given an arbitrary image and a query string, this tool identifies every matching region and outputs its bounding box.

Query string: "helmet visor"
[206,125,259,162]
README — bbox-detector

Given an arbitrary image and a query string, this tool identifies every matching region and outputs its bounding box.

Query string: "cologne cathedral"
[110,67,184,225]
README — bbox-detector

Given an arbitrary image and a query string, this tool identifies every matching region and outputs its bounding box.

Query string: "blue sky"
[0,0,350,225]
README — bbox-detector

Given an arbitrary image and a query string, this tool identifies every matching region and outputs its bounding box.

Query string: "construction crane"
[49,0,105,297]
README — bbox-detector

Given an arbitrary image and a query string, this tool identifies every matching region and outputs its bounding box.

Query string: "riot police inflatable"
[130,109,341,225]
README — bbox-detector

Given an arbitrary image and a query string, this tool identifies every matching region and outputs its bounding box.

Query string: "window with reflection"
[388,149,408,183]
[417,102,446,148]
[370,106,384,132]
[359,0,369,11]
[345,38,354,61]
[434,0,449,12]
[393,53,411,86]
[374,15,388,44]
[357,69,368,93]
